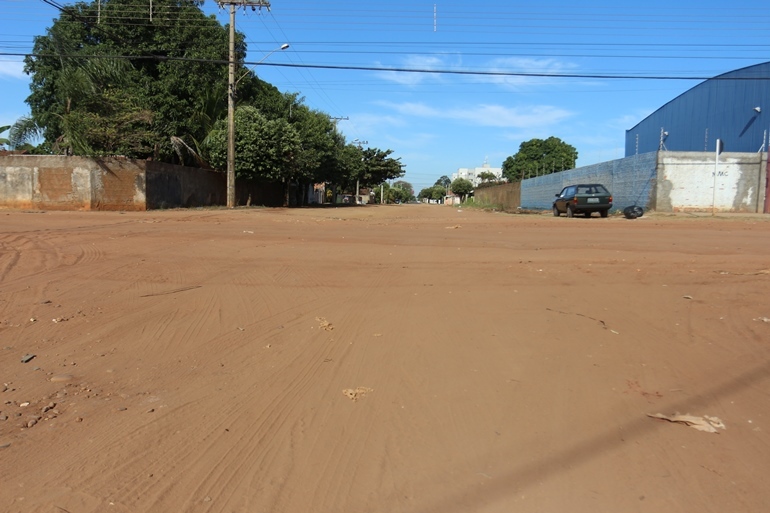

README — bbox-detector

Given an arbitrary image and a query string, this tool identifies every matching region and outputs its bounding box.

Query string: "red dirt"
[1,205,769,513]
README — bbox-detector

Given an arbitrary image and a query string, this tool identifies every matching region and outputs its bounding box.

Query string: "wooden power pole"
[217,1,271,208]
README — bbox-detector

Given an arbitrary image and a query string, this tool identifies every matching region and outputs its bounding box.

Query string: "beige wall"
[0,156,227,210]
[655,151,767,213]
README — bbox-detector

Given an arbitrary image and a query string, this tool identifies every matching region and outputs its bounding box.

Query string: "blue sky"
[2,0,769,192]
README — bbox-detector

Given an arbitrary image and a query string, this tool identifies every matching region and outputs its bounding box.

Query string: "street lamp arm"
[235,43,289,86]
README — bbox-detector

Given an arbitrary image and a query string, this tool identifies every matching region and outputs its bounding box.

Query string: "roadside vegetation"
[7,0,404,205]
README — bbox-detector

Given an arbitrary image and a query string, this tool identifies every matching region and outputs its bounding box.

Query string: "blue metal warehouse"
[625,62,770,156]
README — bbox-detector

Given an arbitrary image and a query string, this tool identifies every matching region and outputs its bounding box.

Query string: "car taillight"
[609,196,613,202]
[572,197,578,204]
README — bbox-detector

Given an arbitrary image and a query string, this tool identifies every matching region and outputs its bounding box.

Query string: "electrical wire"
[4,51,768,80]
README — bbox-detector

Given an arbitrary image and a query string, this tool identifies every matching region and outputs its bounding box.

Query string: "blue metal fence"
[521,152,658,211]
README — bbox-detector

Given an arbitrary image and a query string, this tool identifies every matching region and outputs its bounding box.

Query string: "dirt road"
[1,205,769,513]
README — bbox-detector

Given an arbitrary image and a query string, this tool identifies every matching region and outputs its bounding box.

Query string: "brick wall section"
[473,182,521,211]
[94,158,145,210]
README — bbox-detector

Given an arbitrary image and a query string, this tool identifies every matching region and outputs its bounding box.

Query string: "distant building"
[452,158,503,187]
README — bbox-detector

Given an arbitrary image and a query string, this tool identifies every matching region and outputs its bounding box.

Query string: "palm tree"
[0,125,10,149]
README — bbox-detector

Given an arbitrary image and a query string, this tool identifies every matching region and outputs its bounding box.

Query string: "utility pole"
[218,0,271,208]
[353,139,367,204]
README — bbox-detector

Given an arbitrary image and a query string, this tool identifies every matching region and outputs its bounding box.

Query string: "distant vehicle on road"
[553,184,613,218]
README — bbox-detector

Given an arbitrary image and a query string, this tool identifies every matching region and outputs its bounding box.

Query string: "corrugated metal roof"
[625,62,770,156]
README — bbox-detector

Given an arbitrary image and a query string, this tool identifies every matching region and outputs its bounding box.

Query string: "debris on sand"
[343,387,373,402]
[647,413,725,433]
[315,317,334,331]
[715,269,770,276]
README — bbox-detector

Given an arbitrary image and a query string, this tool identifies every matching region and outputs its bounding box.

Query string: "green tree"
[5,117,42,152]
[431,185,447,201]
[478,171,498,183]
[392,180,415,201]
[502,136,577,182]
[373,181,393,204]
[418,185,446,202]
[450,178,473,202]
[288,104,342,202]
[435,175,451,188]
[0,125,10,149]
[206,106,301,204]
[344,147,404,193]
[23,0,235,160]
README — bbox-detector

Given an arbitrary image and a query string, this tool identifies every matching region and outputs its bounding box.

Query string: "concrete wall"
[0,156,143,210]
[472,151,767,213]
[655,151,766,212]
[0,156,229,210]
[473,182,521,210]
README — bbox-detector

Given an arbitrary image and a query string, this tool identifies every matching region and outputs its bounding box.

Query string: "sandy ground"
[1,205,769,513]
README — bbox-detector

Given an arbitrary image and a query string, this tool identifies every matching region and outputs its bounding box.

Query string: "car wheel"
[600,209,609,218]
[553,206,560,217]
[566,205,574,218]
[623,206,638,219]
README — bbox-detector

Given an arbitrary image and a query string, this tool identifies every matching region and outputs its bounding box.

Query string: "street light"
[235,44,289,87]
[227,43,289,208]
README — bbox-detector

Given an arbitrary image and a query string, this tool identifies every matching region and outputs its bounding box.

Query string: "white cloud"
[479,57,580,89]
[614,108,660,130]
[374,54,458,86]
[338,112,405,143]
[0,60,27,80]
[372,54,585,91]
[382,132,438,150]
[377,101,573,129]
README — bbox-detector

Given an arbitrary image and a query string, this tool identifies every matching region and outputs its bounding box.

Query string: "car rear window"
[577,185,608,194]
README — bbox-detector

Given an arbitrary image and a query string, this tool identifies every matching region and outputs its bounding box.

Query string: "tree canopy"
[391,180,415,200]
[450,178,473,201]
[206,106,301,183]
[0,126,10,149]
[16,0,406,206]
[418,185,447,202]
[434,175,451,188]
[502,136,578,182]
[22,0,236,158]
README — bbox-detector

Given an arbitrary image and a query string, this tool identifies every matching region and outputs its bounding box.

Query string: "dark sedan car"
[553,184,613,218]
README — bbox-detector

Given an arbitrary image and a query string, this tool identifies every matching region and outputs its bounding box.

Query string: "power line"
[6,51,769,81]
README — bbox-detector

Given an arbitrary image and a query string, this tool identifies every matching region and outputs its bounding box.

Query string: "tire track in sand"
[54,303,351,512]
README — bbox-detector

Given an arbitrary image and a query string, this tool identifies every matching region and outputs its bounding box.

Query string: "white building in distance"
[451,158,503,187]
